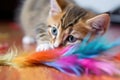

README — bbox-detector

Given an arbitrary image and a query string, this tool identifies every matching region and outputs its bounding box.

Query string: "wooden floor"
[0,22,120,80]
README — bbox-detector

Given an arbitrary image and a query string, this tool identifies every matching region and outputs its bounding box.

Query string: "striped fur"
[61,5,87,29]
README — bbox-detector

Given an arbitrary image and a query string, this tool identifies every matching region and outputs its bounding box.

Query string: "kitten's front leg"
[36,42,53,51]
[35,23,53,51]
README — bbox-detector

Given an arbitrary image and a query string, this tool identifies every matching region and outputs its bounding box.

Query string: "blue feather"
[45,62,83,76]
[63,34,120,58]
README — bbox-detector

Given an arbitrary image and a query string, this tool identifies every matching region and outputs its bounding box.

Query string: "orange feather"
[11,47,64,67]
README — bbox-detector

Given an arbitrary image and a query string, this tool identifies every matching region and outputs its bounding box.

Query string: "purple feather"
[45,55,83,75]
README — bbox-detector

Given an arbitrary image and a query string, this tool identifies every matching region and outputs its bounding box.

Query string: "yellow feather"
[0,47,32,68]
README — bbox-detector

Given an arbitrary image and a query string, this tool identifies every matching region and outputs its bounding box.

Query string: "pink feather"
[78,59,120,75]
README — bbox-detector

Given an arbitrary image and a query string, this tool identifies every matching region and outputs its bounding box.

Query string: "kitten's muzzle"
[53,42,64,48]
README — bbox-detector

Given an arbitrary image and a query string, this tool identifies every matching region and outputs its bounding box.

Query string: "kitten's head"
[47,0,110,48]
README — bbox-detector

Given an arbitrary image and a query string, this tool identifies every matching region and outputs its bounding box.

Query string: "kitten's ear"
[49,0,68,16]
[86,13,110,34]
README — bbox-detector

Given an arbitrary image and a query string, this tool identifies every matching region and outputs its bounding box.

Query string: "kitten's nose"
[54,42,63,48]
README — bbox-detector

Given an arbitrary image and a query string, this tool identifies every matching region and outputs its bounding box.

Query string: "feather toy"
[0,34,120,76]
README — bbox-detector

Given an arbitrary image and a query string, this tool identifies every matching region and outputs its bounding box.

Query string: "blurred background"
[0,0,120,23]
[75,0,120,23]
[0,0,19,21]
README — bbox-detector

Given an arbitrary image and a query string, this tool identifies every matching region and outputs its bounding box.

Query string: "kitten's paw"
[22,36,35,44]
[36,43,53,52]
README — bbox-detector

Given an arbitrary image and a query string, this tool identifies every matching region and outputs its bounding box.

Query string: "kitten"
[20,0,110,51]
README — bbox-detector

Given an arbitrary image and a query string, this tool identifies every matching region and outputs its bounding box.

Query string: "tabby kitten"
[20,0,110,51]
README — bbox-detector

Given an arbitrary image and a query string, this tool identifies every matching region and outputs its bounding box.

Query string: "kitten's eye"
[67,35,77,43]
[51,27,57,36]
